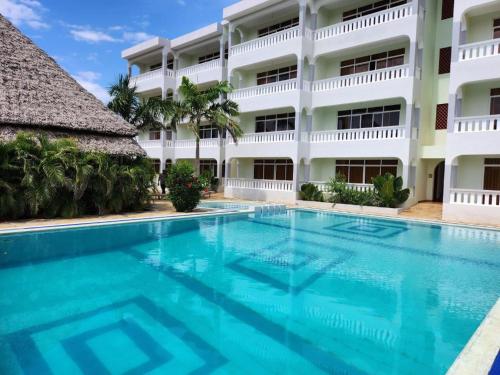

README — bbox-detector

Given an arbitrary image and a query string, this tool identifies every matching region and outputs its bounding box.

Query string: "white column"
[408,41,418,77]
[310,12,318,30]
[225,160,232,179]
[304,162,311,182]
[443,162,458,203]
[405,103,414,138]
[127,62,132,77]
[298,3,306,33]
[294,111,302,141]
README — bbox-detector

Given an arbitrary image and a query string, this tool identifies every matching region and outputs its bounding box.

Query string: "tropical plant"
[107,74,163,128]
[160,77,242,175]
[372,173,410,208]
[0,132,155,219]
[299,183,324,202]
[165,161,203,212]
[326,174,376,206]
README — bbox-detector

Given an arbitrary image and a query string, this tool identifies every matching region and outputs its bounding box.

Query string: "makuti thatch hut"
[0,14,144,156]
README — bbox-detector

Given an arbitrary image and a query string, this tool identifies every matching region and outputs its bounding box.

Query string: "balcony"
[314,3,417,57]
[305,181,373,192]
[228,27,309,71]
[225,178,293,192]
[176,58,226,86]
[130,69,165,93]
[450,39,500,92]
[308,125,410,160]
[311,65,413,107]
[173,138,221,160]
[229,79,301,112]
[226,131,296,159]
[447,115,500,158]
[450,189,500,207]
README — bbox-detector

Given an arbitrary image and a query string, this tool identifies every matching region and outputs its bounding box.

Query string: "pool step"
[252,204,287,216]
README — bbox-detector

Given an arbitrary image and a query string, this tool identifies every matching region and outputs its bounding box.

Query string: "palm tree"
[108,74,163,129]
[161,77,242,175]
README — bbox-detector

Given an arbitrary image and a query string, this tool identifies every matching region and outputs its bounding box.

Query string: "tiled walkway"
[399,201,443,221]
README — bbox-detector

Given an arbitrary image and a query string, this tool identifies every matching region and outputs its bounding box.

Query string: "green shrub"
[372,173,410,208]
[326,174,376,206]
[166,161,203,212]
[299,183,324,201]
[0,132,155,219]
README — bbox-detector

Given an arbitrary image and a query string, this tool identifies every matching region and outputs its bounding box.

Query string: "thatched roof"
[0,15,145,156]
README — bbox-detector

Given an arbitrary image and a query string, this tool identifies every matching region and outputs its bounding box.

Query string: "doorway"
[433,161,445,202]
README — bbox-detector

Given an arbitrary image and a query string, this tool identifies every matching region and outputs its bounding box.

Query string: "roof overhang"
[171,23,222,50]
[121,37,170,60]
[223,0,284,21]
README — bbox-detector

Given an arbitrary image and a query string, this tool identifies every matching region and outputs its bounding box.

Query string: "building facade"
[121,0,500,224]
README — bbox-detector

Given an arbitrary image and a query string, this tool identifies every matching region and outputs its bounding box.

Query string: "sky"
[0,0,234,103]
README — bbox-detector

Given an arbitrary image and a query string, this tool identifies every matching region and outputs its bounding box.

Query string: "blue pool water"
[0,210,499,374]
[197,201,252,211]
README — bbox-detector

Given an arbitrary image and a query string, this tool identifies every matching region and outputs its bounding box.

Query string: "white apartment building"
[121,0,500,225]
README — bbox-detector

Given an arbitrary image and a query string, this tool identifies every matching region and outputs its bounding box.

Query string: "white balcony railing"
[225,178,294,191]
[453,115,500,133]
[227,131,295,144]
[450,189,500,207]
[176,58,225,78]
[165,140,174,148]
[309,126,405,142]
[130,68,165,86]
[311,65,409,92]
[231,26,302,56]
[304,181,373,192]
[174,138,220,148]
[314,3,414,41]
[458,38,500,61]
[229,79,298,100]
[138,139,162,148]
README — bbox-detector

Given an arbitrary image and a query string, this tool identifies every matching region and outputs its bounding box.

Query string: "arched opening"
[433,161,445,202]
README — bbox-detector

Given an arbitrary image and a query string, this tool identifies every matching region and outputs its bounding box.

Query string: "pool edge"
[446,298,500,375]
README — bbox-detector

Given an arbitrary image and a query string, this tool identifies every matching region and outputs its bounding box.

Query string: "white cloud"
[0,0,49,29]
[70,28,119,43]
[177,0,186,5]
[72,71,110,104]
[122,31,154,43]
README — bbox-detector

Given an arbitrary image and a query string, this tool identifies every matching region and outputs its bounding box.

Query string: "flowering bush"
[165,162,203,212]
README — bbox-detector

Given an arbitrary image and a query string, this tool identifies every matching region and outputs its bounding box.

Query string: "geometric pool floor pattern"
[1,210,499,374]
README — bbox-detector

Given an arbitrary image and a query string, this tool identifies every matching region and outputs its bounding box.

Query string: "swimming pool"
[197,201,252,211]
[0,209,499,374]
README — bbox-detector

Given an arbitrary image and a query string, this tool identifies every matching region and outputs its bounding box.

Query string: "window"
[253,159,294,181]
[435,104,448,130]
[439,47,452,74]
[342,0,407,21]
[495,19,500,39]
[258,18,299,37]
[150,62,162,71]
[165,127,173,141]
[166,58,174,70]
[255,113,295,132]
[198,51,220,64]
[199,125,219,139]
[491,88,500,115]
[151,159,161,174]
[340,49,405,76]
[484,159,500,191]
[336,160,398,184]
[257,65,297,85]
[165,92,173,102]
[338,105,401,130]
[441,0,454,20]
[149,130,161,140]
[200,160,217,176]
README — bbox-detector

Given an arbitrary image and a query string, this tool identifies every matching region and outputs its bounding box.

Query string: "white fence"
[225,178,294,191]
[176,58,224,77]
[174,139,219,148]
[450,189,500,207]
[228,131,295,144]
[231,27,301,56]
[309,126,405,142]
[229,79,298,100]
[311,65,409,92]
[314,3,413,40]
[453,116,500,133]
[458,38,500,61]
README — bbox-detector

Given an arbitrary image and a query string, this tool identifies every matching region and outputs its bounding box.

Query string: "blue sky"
[0,0,234,102]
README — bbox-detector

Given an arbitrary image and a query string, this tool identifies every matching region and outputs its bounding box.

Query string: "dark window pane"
[276,165,286,180]
[365,166,380,183]
[351,116,361,128]
[361,114,373,128]
[264,165,274,179]
[435,103,448,130]
[349,167,364,183]
[381,166,398,176]
[373,113,383,127]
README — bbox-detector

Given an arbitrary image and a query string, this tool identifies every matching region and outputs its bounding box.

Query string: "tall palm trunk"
[194,120,201,176]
